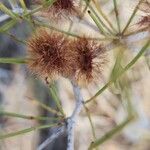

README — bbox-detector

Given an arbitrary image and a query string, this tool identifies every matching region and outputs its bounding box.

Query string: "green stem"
[0,20,17,33]
[27,97,62,117]
[49,85,65,117]
[122,0,144,35]
[5,32,27,45]
[84,105,97,144]
[88,10,106,35]
[0,2,19,21]
[86,39,150,103]
[84,0,115,35]
[124,40,150,71]
[86,81,111,103]
[92,0,117,33]
[123,27,148,37]
[0,57,27,64]
[23,0,55,16]
[88,10,118,39]
[88,116,133,149]
[34,20,81,38]
[0,123,58,139]
[0,111,60,121]
[113,0,121,33]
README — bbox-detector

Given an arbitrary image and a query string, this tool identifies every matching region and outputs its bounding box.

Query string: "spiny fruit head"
[70,37,107,85]
[27,28,77,81]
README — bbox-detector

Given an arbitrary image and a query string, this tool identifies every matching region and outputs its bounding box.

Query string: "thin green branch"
[49,85,65,117]
[23,0,56,16]
[84,105,97,144]
[0,20,17,33]
[8,0,18,10]
[88,116,133,150]
[110,48,124,82]
[83,0,115,35]
[113,0,121,33]
[88,10,106,35]
[0,3,19,21]
[123,27,149,37]
[19,0,27,13]
[34,20,81,38]
[0,111,60,121]
[34,20,114,40]
[92,0,117,33]
[81,0,91,18]
[0,1,116,39]
[0,123,58,140]
[88,10,118,39]
[86,81,111,103]
[5,32,27,45]
[27,97,63,117]
[0,57,27,64]
[0,0,55,30]
[122,0,144,35]
[86,39,150,103]
[124,41,150,72]
[145,56,150,70]
[19,0,36,28]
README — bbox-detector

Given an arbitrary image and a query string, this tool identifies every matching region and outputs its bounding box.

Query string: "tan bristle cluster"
[27,29,107,84]
[70,38,107,84]
[27,28,76,80]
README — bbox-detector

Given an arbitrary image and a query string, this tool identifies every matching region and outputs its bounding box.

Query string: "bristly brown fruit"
[27,28,76,80]
[34,0,76,19]
[70,37,107,84]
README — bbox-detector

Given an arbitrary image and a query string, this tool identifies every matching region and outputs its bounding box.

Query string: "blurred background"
[0,0,150,150]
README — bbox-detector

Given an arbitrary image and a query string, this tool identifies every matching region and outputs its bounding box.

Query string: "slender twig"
[88,116,134,150]
[0,3,22,21]
[86,39,150,103]
[113,0,121,33]
[0,123,58,139]
[84,105,97,142]
[88,10,118,39]
[67,80,84,150]
[123,27,149,37]
[8,0,18,10]
[0,0,55,23]
[122,0,144,35]
[49,85,65,116]
[84,0,115,35]
[4,32,27,44]
[37,126,65,150]
[92,0,117,33]
[88,10,107,35]
[27,96,63,117]
[0,111,60,121]
[0,57,27,64]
